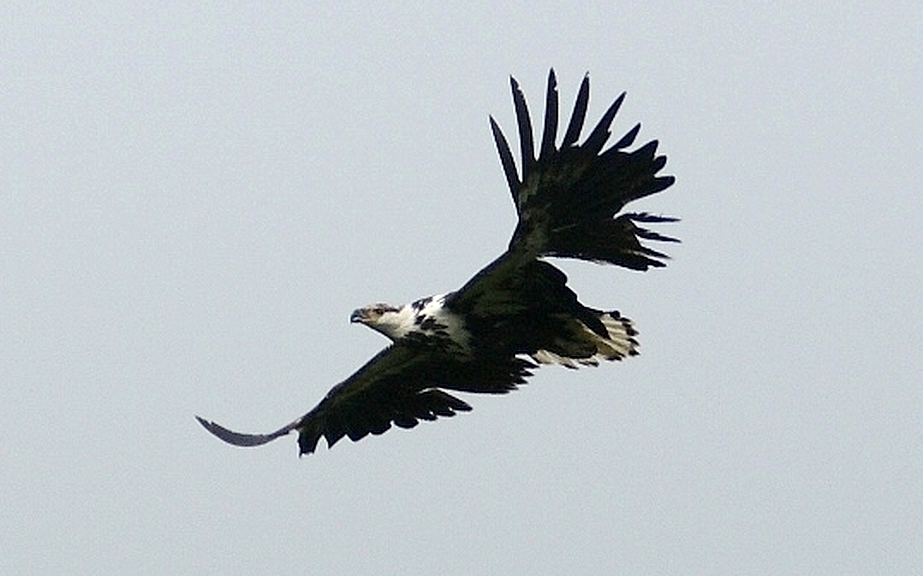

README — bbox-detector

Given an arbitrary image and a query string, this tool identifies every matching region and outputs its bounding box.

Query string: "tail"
[530,310,639,368]
[490,69,678,270]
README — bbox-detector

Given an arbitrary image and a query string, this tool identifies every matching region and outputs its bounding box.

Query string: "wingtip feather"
[510,75,536,176]
[539,68,559,160]
[561,74,590,148]
[196,414,300,448]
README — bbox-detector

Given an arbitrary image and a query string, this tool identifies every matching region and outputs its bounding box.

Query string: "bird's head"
[350,303,409,340]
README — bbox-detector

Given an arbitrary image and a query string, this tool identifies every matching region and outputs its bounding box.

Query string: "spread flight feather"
[196,70,677,456]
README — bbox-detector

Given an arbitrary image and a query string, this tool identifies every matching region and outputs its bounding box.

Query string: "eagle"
[196,70,676,456]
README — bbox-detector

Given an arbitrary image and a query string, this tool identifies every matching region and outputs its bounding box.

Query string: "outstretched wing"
[489,69,677,270]
[196,342,534,456]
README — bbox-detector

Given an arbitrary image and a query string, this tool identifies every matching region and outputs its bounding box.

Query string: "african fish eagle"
[196,70,677,456]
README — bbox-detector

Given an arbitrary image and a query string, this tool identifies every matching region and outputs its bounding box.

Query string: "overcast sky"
[2,2,921,574]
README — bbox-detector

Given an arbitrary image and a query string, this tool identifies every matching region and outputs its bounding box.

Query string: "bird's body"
[197,70,677,456]
[352,294,469,350]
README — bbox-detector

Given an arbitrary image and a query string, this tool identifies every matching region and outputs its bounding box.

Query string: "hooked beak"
[350,309,365,323]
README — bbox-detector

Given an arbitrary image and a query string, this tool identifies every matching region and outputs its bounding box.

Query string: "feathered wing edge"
[196,345,536,456]
[489,69,678,270]
[195,415,298,447]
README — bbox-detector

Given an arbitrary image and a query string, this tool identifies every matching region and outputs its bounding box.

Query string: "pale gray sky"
[2,2,921,574]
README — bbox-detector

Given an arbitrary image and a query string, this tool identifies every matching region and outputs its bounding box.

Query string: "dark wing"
[489,69,677,270]
[448,254,608,342]
[196,342,534,456]
[446,70,675,359]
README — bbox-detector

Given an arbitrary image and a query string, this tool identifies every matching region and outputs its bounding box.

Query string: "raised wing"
[196,342,534,456]
[444,70,675,368]
[490,69,677,270]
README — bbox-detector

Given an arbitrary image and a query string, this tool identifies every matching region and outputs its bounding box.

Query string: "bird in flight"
[197,70,676,456]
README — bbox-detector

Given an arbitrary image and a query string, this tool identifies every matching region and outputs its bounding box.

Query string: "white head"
[350,302,414,340]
